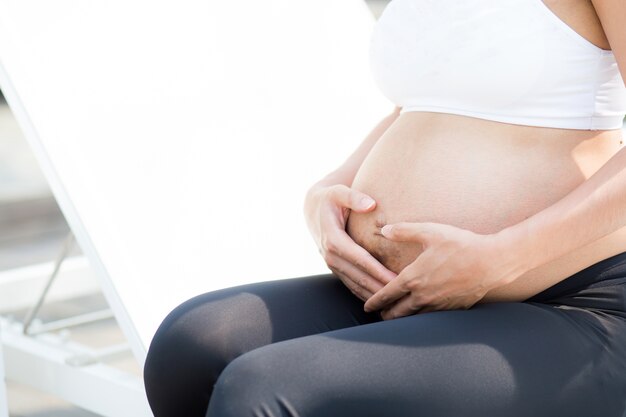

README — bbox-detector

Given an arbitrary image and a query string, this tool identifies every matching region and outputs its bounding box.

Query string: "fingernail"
[360,196,375,209]
[381,224,393,236]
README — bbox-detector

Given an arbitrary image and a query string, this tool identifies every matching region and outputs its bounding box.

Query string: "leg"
[207,300,626,417]
[143,273,382,417]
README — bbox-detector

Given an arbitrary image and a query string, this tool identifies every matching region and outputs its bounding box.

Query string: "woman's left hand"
[363,222,527,320]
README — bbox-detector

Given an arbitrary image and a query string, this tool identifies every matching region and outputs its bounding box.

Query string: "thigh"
[208,301,626,417]
[143,273,382,417]
[148,272,382,356]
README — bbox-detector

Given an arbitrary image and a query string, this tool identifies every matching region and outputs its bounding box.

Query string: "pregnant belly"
[345,111,626,302]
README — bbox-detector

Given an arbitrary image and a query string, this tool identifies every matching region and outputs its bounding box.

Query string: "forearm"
[496,145,626,278]
[311,106,400,189]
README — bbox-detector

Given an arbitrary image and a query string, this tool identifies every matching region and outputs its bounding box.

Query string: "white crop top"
[369,0,626,130]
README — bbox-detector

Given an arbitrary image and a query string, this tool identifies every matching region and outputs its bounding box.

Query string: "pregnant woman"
[144,0,626,415]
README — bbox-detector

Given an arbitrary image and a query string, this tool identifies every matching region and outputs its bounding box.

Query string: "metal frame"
[0,256,100,314]
[2,318,150,417]
[21,232,114,337]
[0,327,8,417]
[0,236,151,416]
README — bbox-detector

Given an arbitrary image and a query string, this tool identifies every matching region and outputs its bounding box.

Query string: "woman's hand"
[304,183,398,302]
[363,222,527,319]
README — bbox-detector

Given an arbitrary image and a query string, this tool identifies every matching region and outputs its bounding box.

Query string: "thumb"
[345,189,376,212]
[380,222,441,243]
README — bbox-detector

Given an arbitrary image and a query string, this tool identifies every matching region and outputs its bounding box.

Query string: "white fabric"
[369,0,626,130]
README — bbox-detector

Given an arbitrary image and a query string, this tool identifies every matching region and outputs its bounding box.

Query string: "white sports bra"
[369,0,626,130]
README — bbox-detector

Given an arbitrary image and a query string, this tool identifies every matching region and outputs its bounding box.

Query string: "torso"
[346,112,625,302]
[346,0,626,302]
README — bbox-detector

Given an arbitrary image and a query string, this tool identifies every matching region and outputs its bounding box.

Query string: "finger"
[380,222,441,244]
[331,231,397,285]
[329,267,373,302]
[327,254,385,296]
[328,184,377,213]
[363,278,408,313]
[380,294,423,320]
[417,299,474,314]
[416,304,443,315]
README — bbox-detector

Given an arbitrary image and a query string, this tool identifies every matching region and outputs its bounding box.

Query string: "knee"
[207,348,293,417]
[143,289,273,416]
[143,294,218,416]
[207,339,328,417]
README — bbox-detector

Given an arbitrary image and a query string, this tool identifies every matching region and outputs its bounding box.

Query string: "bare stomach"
[345,111,626,303]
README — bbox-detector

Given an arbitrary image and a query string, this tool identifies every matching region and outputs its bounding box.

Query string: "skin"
[305,0,626,319]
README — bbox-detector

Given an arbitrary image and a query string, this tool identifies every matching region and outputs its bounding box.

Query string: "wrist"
[486,224,535,286]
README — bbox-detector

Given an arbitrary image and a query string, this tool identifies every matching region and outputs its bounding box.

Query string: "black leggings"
[144,251,626,417]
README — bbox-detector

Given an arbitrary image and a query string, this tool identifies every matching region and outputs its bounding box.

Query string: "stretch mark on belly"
[347,209,420,273]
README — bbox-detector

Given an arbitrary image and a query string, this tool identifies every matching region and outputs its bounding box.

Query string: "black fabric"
[144,251,626,417]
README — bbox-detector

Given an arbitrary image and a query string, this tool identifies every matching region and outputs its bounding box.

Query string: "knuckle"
[329,263,345,275]
[320,235,329,250]
[397,279,409,291]
[408,297,422,310]
[326,185,339,198]
[417,294,434,305]
[358,279,371,292]
[405,279,419,291]
[352,258,366,271]
[326,239,339,254]
[328,184,347,201]
[322,236,337,253]
[322,187,337,204]
[319,188,334,204]
[334,265,346,275]
[345,282,366,301]
[345,279,358,290]
[399,277,415,292]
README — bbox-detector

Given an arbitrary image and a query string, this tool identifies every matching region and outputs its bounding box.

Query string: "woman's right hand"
[303,183,398,302]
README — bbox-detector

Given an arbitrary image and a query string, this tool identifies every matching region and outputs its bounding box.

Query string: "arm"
[497,145,626,276]
[495,0,626,276]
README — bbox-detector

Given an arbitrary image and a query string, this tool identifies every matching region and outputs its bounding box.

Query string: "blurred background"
[0,1,388,416]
